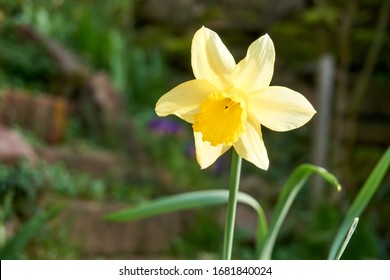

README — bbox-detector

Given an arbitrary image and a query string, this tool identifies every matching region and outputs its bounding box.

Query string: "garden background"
[0,0,389,259]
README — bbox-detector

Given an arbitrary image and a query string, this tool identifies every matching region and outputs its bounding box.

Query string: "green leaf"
[328,146,390,259]
[335,217,359,260]
[0,208,60,259]
[105,190,268,248]
[259,164,340,260]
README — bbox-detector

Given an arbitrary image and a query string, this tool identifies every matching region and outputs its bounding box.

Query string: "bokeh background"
[0,0,389,259]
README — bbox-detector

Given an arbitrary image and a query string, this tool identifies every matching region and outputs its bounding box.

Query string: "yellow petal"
[194,131,230,169]
[232,34,275,93]
[234,116,269,170]
[155,79,218,123]
[191,26,236,90]
[250,86,316,132]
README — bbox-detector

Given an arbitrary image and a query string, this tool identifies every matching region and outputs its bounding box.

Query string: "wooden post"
[312,53,335,206]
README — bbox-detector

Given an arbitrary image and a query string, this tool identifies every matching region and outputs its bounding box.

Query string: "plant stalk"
[222,150,242,260]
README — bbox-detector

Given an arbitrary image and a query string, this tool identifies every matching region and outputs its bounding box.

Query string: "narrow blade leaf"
[105,190,268,246]
[335,217,359,260]
[328,146,390,259]
[259,164,340,259]
[0,208,60,259]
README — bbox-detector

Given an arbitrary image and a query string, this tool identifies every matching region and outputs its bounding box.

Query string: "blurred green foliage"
[0,0,169,112]
[0,161,45,220]
[0,209,59,259]
[0,24,56,91]
[0,160,146,259]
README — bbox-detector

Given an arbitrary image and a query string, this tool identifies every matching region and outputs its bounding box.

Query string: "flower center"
[193,93,246,146]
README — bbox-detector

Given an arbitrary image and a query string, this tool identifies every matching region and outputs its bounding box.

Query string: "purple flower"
[148,118,186,136]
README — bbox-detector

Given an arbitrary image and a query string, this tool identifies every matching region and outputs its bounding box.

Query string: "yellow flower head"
[156,26,316,170]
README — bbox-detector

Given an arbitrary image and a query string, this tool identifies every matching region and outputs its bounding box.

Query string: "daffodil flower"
[156,26,316,170]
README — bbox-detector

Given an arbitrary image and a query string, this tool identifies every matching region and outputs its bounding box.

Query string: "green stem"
[222,150,242,260]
